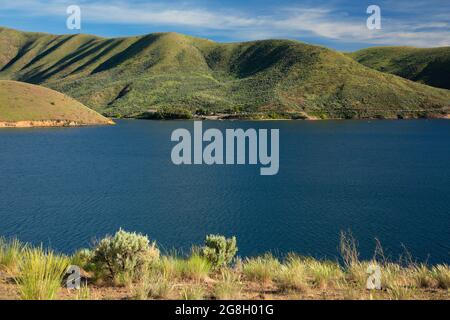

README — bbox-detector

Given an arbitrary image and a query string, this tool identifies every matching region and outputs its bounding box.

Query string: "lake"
[0,119,449,264]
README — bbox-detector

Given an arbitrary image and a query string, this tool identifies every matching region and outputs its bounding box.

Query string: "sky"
[0,0,449,51]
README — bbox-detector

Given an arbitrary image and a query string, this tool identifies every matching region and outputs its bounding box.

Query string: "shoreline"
[128,113,450,121]
[0,119,115,128]
[1,114,448,128]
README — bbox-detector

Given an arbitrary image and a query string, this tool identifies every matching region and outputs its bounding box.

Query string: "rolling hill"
[0,26,449,120]
[349,46,450,90]
[0,80,114,127]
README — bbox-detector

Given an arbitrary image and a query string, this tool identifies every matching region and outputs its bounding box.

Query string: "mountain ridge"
[1,26,449,119]
[349,46,450,90]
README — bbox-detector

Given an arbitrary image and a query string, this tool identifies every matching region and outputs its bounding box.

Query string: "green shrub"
[14,247,69,300]
[91,229,159,281]
[70,248,95,271]
[201,234,238,270]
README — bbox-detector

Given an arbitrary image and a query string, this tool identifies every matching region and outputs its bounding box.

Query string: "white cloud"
[1,0,449,47]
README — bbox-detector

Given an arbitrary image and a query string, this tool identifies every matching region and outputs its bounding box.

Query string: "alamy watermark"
[66,265,81,289]
[66,5,81,30]
[367,5,381,30]
[366,264,382,290]
[170,122,279,176]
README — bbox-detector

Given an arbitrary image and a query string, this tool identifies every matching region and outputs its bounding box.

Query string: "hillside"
[349,46,450,90]
[0,80,114,127]
[0,26,449,119]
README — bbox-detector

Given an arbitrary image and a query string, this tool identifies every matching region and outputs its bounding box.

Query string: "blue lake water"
[0,119,449,264]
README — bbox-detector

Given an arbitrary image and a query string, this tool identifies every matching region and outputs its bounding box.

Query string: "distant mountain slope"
[349,46,450,90]
[0,27,449,119]
[0,80,114,127]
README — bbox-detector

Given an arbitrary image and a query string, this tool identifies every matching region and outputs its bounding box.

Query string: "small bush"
[201,234,238,270]
[243,253,281,284]
[14,247,69,300]
[91,229,159,281]
[70,248,95,271]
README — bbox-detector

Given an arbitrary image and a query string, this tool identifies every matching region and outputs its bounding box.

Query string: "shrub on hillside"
[201,234,237,270]
[91,229,159,280]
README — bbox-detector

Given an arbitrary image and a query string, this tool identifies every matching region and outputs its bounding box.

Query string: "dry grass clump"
[274,255,309,292]
[131,260,174,300]
[431,265,450,289]
[0,238,25,274]
[76,282,91,300]
[181,285,205,300]
[385,284,415,300]
[243,253,281,284]
[14,247,69,300]
[305,259,343,289]
[213,269,242,299]
[182,254,211,281]
[410,264,435,288]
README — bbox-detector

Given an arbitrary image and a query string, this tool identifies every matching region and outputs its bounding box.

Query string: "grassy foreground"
[0,231,449,300]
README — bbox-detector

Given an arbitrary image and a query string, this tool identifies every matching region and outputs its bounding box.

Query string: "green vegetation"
[213,269,242,299]
[201,234,238,270]
[349,46,450,90]
[0,237,24,273]
[243,253,281,284]
[181,253,211,281]
[181,285,205,300]
[90,229,159,281]
[1,27,449,120]
[0,231,449,300]
[14,247,69,300]
[0,80,114,126]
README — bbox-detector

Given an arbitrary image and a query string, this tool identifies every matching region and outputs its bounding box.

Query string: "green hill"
[349,46,450,90]
[0,26,449,119]
[0,80,114,127]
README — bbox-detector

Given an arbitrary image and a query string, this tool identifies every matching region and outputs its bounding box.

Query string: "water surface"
[0,120,449,264]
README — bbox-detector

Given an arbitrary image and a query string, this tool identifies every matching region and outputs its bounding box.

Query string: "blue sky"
[0,0,449,51]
